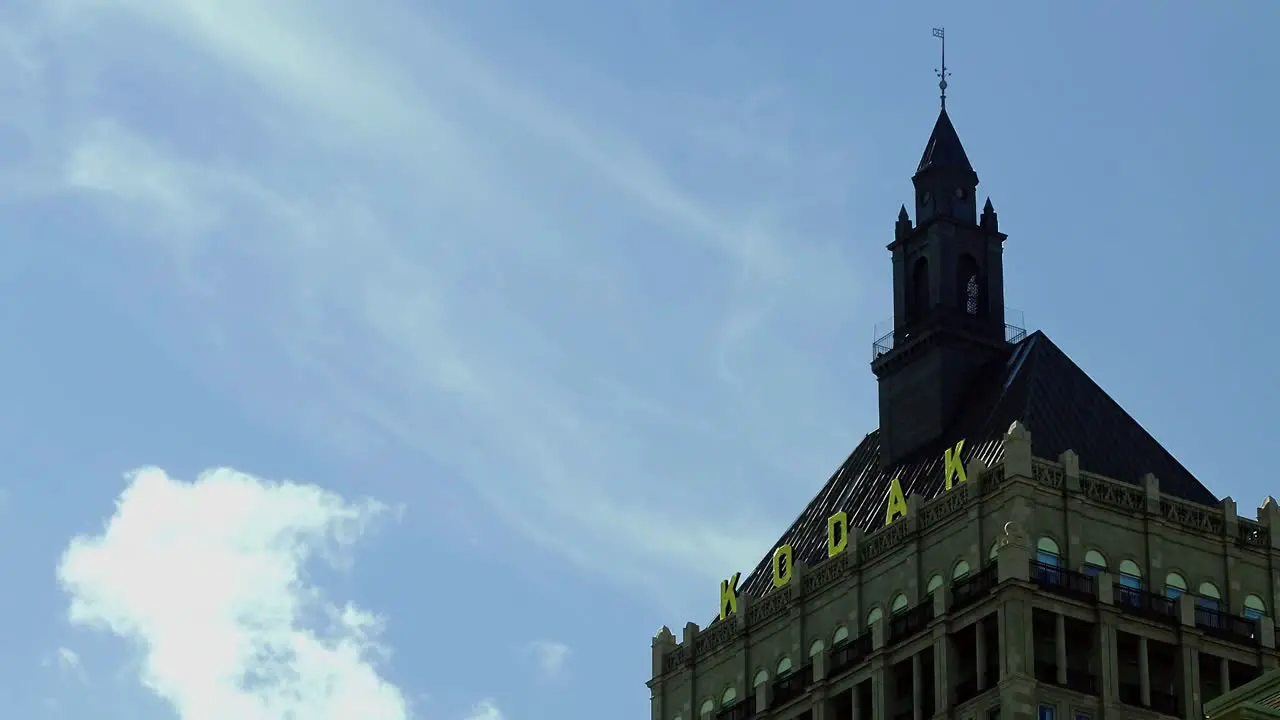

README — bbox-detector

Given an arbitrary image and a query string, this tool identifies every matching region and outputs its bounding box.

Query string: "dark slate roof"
[733,330,1217,600]
[916,108,975,175]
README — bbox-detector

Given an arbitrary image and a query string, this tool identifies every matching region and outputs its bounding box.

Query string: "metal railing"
[715,699,755,720]
[1030,560,1096,603]
[889,599,935,642]
[770,671,805,707]
[828,632,872,678]
[1195,605,1258,646]
[870,308,1027,361]
[1114,585,1177,624]
[951,563,998,612]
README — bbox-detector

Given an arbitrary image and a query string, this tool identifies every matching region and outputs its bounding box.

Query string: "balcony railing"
[828,632,872,678]
[1195,606,1258,646]
[951,563,998,612]
[1030,561,1096,603]
[871,309,1027,362]
[771,670,807,707]
[715,699,755,720]
[1115,585,1177,625]
[889,600,935,642]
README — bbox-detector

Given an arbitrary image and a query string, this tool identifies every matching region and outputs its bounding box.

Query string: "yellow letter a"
[772,544,794,589]
[827,511,848,558]
[719,572,741,620]
[944,438,968,491]
[885,476,908,525]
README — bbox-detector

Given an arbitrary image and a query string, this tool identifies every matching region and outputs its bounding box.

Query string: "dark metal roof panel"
[731,331,1217,603]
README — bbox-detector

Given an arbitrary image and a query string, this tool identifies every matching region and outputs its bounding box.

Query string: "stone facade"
[647,423,1280,720]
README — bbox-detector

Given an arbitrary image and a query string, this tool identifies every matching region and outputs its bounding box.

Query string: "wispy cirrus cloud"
[525,640,571,682]
[2,0,862,604]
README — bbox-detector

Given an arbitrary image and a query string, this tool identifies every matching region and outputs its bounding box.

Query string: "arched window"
[926,574,944,596]
[753,669,769,688]
[1036,537,1061,566]
[832,626,849,646]
[1118,560,1143,589]
[721,688,737,706]
[988,539,1001,562]
[1245,594,1267,620]
[1198,581,1222,610]
[700,699,715,716]
[910,257,931,321]
[1165,572,1187,599]
[809,639,824,658]
[953,560,972,580]
[891,594,909,615]
[776,657,793,676]
[957,253,983,317]
[1083,549,1107,578]
[865,607,883,629]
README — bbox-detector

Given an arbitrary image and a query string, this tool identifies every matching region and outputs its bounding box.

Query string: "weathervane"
[932,27,949,110]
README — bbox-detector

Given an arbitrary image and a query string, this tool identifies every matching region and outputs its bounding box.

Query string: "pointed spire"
[916,108,974,176]
[980,197,999,232]
[898,204,910,222]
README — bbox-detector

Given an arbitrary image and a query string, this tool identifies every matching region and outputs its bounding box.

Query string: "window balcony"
[828,632,872,678]
[1114,585,1177,625]
[889,600,935,642]
[715,699,756,720]
[1029,560,1095,603]
[1195,606,1258,647]
[771,671,806,707]
[951,563,998,612]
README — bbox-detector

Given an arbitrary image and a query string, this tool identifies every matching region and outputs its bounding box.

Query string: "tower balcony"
[871,307,1026,362]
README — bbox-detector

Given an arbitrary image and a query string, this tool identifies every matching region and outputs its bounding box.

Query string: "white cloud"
[55,647,80,672]
[55,466,410,720]
[466,699,503,720]
[526,641,570,681]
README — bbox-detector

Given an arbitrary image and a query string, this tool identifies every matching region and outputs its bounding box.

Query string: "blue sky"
[0,1,1277,718]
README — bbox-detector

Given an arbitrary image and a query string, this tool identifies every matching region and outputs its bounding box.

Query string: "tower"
[872,105,1011,468]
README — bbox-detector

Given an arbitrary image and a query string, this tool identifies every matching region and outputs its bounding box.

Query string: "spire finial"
[932,27,949,110]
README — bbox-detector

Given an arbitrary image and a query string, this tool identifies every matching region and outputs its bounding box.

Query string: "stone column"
[850,681,861,720]
[812,690,829,720]
[912,653,923,720]
[1138,635,1151,707]
[1099,619,1119,700]
[1220,655,1230,694]
[975,619,987,691]
[870,659,886,720]
[932,625,950,711]
[1055,613,1068,685]
[1180,645,1201,719]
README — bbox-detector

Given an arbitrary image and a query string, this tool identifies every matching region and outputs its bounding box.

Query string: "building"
[645,99,1280,720]
[1204,667,1280,719]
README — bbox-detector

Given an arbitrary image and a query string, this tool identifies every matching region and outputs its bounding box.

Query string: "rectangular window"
[1245,608,1265,620]
[1083,564,1103,578]
[1037,705,1055,720]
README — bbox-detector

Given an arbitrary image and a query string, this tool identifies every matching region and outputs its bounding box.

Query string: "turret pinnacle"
[916,108,975,176]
